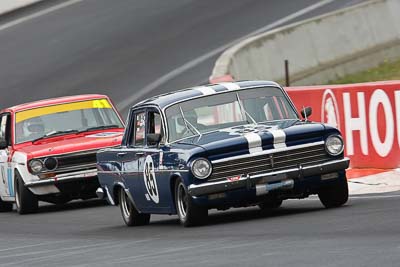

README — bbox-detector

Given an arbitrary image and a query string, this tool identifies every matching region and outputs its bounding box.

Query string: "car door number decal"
[143,155,159,204]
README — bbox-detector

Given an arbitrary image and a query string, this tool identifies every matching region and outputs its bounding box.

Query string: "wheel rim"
[177,183,188,220]
[120,189,131,219]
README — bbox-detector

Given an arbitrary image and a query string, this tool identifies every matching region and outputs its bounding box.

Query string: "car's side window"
[147,111,163,146]
[0,114,11,146]
[129,111,146,147]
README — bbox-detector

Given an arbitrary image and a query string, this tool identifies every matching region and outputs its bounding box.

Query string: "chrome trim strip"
[41,163,97,174]
[211,141,324,164]
[97,169,189,174]
[25,169,98,187]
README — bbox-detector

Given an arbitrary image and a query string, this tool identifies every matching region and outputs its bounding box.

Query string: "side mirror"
[0,139,7,149]
[147,133,162,146]
[300,107,312,120]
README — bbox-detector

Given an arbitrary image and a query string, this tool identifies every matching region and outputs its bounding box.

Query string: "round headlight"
[29,159,43,174]
[191,158,212,179]
[325,135,344,156]
[44,157,58,171]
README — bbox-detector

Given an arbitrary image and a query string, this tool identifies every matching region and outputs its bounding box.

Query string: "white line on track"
[304,194,400,200]
[0,240,71,252]
[349,194,400,199]
[2,238,159,266]
[118,0,335,110]
[0,0,83,32]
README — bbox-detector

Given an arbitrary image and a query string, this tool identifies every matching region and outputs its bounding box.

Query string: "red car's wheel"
[15,172,38,214]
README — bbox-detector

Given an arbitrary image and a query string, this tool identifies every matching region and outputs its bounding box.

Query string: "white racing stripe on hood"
[195,86,215,95]
[269,129,287,148]
[218,82,241,90]
[244,132,263,153]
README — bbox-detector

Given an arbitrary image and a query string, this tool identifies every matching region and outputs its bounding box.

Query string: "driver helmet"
[24,117,45,138]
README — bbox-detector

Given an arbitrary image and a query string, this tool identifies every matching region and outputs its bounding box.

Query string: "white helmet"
[24,117,45,138]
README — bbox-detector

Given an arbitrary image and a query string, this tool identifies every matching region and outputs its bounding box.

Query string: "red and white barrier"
[210,75,400,169]
[286,81,400,169]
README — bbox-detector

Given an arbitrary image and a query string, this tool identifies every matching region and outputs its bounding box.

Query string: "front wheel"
[119,187,150,226]
[318,177,349,208]
[15,173,38,214]
[175,179,207,227]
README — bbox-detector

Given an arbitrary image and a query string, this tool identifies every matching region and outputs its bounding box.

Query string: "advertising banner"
[286,81,400,169]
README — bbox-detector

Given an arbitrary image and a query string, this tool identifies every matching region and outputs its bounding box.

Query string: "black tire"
[318,177,349,208]
[15,172,38,214]
[258,199,283,212]
[119,187,150,226]
[175,179,207,227]
[0,198,13,212]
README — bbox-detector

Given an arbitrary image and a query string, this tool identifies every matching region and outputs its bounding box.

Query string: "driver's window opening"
[147,111,163,146]
[131,112,146,147]
[0,115,10,146]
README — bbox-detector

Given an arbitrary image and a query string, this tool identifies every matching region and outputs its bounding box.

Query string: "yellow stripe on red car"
[16,99,112,123]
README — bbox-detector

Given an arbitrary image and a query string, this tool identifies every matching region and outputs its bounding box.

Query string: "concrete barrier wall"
[210,0,400,85]
[0,0,44,16]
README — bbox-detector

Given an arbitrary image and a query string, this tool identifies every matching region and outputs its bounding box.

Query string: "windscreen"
[165,87,298,142]
[15,99,123,143]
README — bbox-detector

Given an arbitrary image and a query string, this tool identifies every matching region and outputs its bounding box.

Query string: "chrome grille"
[41,151,98,174]
[210,144,331,181]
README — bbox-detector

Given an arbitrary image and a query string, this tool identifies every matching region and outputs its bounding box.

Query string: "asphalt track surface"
[0,193,399,266]
[2,0,398,266]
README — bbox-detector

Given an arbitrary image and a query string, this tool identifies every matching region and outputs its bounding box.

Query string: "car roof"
[132,80,280,110]
[3,94,111,113]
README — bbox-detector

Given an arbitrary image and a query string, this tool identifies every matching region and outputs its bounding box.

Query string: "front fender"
[12,151,59,195]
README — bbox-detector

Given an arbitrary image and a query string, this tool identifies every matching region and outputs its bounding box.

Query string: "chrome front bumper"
[188,158,350,197]
[25,169,98,188]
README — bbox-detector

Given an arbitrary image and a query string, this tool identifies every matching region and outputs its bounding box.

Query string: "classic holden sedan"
[96,81,349,227]
[0,95,124,214]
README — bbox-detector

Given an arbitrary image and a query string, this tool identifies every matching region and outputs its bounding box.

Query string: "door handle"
[117,152,127,157]
[136,152,144,156]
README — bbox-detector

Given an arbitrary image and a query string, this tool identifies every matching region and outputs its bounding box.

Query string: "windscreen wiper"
[77,124,120,133]
[179,106,201,136]
[236,93,257,125]
[32,129,79,143]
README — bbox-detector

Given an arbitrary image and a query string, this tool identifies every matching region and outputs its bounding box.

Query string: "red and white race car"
[0,94,124,214]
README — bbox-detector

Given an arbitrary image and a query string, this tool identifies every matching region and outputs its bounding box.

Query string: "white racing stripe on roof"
[244,132,263,153]
[269,129,287,149]
[218,82,241,90]
[195,86,216,95]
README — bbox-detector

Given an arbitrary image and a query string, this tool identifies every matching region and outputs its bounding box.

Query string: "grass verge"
[330,59,400,84]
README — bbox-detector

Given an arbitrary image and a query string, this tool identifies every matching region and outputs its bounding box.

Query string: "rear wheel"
[318,177,348,208]
[119,187,150,226]
[175,179,207,227]
[0,198,13,212]
[15,172,38,214]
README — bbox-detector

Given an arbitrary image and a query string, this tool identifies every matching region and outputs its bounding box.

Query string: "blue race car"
[96,81,349,227]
